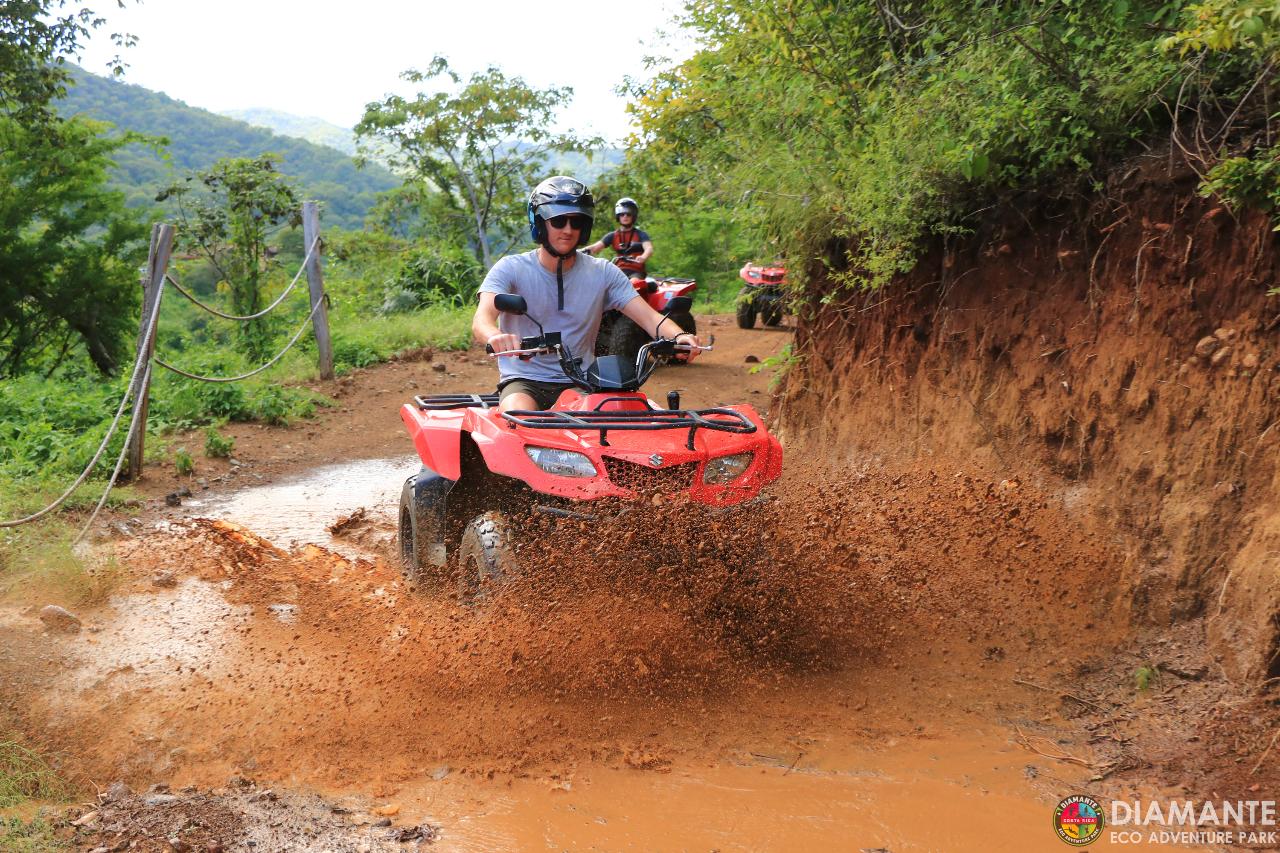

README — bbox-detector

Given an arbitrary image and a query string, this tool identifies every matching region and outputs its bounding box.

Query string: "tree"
[355,56,601,269]
[1,1,133,125]
[0,1,145,378]
[0,115,146,377]
[158,155,301,360]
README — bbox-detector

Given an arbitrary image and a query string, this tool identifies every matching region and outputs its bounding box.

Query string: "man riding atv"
[583,196,652,284]
[473,177,699,412]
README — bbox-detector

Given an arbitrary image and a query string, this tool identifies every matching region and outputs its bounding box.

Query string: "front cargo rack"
[500,407,756,450]
[414,393,499,410]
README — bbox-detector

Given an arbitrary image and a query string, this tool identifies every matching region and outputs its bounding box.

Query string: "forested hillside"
[58,69,400,230]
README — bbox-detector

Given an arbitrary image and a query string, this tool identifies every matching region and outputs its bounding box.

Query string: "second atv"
[398,295,782,603]
[597,271,698,365]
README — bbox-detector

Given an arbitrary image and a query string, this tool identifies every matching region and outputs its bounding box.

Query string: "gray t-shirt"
[479,250,640,384]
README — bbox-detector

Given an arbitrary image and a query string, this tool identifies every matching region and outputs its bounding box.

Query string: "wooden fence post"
[302,201,334,380]
[125,223,174,481]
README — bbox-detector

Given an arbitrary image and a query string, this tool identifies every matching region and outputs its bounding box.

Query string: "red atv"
[598,271,698,364]
[737,263,787,329]
[398,295,782,602]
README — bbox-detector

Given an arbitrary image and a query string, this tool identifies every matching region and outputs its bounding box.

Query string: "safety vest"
[609,229,646,275]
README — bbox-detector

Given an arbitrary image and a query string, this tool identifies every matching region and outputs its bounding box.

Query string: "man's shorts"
[497,377,575,410]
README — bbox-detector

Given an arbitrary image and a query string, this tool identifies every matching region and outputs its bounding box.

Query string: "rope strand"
[153,294,329,383]
[164,237,318,322]
[74,359,154,544]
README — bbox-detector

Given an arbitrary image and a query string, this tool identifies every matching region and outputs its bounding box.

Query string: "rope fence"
[0,202,334,535]
[0,274,167,529]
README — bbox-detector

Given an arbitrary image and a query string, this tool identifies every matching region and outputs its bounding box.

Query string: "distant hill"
[220,106,627,185]
[58,69,400,231]
[219,108,358,155]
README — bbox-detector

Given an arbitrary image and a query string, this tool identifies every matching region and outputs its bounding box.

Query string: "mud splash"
[6,458,1187,850]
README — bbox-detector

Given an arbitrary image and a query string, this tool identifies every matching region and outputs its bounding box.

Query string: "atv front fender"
[400,403,463,480]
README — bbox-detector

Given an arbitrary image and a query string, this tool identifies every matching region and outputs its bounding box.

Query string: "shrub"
[247,385,316,427]
[174,448,195,476]
[203,428,234,458]
[381,244,483,312]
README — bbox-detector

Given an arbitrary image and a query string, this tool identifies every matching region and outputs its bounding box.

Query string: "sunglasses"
[546,214,588,231]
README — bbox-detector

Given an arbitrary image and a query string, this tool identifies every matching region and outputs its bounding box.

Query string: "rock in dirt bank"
[779,155,1280,684]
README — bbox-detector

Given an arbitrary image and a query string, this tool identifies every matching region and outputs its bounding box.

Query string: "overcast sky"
[76,0,696,144]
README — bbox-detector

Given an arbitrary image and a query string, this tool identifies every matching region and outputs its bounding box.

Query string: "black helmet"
[527,175,595,248]
[614,197,639,222]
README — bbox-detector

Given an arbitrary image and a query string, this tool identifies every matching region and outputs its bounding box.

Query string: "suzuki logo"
[648,454,664,467]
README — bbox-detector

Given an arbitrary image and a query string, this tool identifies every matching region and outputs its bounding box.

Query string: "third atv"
[736,262,787,329]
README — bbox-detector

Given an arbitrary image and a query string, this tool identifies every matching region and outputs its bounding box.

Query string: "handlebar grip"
[485,343,494,354]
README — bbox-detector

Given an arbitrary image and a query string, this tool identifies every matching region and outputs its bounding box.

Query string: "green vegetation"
[0,112,147,378]
[59,67,399,231]
[173,447,194,476]
[624,0,1276,293]
[204,427,234,458]
[0,737,72,808]
[0,816,65,852]
[159,155,302,359]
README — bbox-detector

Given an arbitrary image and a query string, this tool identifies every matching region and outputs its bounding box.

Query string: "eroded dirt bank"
[781,156,1280,796]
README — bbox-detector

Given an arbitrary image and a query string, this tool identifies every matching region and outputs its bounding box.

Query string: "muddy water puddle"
[339,737,1194,852]
[188,456,418,557]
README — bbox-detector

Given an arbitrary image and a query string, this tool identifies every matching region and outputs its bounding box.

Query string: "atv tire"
[761,303,783,327]
[607,316,652,366]
[735,289,757,329]
[457,511,515,604]
[399,474,444,586]
[595,311,618,357]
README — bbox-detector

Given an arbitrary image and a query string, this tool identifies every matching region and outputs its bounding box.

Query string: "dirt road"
[0,318,1222,851]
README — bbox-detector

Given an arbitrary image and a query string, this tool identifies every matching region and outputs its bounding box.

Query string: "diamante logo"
[1055,795,1105,846]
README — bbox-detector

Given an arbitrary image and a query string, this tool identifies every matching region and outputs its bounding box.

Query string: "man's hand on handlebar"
[673,332,704,363]
[486,332,522,355]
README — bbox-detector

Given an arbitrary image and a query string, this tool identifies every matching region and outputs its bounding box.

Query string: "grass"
[0,739,72,810]
[0,816,66,852]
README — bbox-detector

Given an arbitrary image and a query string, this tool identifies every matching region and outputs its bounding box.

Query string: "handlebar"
[487,345,552,358]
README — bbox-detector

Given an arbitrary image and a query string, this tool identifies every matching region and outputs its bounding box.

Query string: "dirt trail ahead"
[0,318,1224,851]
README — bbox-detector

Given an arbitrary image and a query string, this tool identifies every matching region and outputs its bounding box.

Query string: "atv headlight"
[703,452,753,484]
[526,446,597,478]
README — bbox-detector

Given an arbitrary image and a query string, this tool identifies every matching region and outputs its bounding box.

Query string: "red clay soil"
[781,153,1280,799]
